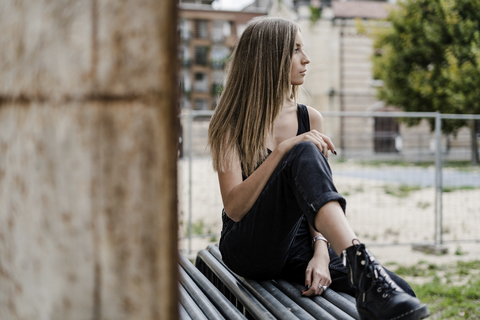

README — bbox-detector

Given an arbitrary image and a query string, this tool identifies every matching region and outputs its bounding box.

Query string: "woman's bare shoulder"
[305,105,324,131]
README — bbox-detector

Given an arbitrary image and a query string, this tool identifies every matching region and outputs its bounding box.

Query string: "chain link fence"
[178,111,480,254]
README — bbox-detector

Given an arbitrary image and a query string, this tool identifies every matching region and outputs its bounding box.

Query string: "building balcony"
[211,34,225,43]
[194,58,208,66]
[211,60,226,69]
[180,30,192,42]
[180,58,192,67]
[193,82,209,93]
[211,83,224,96]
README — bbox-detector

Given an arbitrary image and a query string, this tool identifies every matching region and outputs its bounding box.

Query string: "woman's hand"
[278,130,335,159]
[302,245,332,296]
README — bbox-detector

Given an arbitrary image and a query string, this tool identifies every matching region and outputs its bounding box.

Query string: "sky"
[211,0,255,10]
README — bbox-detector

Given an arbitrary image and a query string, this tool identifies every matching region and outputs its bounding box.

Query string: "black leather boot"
[343,243,430,320]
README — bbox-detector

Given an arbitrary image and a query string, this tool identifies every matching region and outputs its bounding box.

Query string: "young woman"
[208,17,430,320]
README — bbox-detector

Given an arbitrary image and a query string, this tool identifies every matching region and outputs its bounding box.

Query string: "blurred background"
[176,3,480,315]
[176,0,480,264]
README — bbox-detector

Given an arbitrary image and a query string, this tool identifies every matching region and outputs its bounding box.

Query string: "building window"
[193,72,208,93]
[179,19,191,41]
[211,45,230,69]
[194,99,209,110]
[194,46,208,66]
[374,117,400,153]
[179,70,191,93]
[180,96,191,110]
[194,19,208,39]
[211,20,231,42]
[179,44,190,67]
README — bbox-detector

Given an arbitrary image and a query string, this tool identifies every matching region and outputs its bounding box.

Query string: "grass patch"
[443,160,480,172]
[359,160,432,168]
[352,159,479,172]
[413,278,480,319]
[455,246,467,256]
[443,186,478,193]
[416,201,431,209]
[396,260,480,319]
[383,184,422,198]
[341,184,365,197]
[395,265,428,277]
[185,219,205,236]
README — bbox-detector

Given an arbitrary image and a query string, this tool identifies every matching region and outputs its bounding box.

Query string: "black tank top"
[242,104,310,180]
[292,104,311,241]
[296,103,310,135]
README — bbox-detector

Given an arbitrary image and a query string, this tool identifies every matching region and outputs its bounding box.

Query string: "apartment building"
[178,1,265,110]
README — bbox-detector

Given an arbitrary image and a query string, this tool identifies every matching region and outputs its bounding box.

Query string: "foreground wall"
[0,1,178,319]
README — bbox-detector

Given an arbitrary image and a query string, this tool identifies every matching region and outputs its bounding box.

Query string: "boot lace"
[355,248,395,298]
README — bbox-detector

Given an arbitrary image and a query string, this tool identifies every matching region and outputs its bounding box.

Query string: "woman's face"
[290,30,310,86]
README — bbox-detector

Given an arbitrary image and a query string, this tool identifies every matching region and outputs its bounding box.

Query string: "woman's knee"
[288,141,324,160]
[292,141,318,153]
[286,141,328,167]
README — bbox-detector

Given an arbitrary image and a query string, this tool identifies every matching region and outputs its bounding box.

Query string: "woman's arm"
[301,224,332,296]
[307,106,324,142]
[219,130,335,222]
[301,105,333,297]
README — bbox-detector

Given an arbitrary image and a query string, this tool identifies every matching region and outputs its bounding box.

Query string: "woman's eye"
[295,48,299,53]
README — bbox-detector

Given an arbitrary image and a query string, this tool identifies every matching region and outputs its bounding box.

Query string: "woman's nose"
[303,54,310,65]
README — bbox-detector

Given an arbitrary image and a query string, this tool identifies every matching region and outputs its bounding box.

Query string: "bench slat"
[274,280,339,320]
[180,302,193,320]
[179,267,226,320]
[259,281,316,320]
[317,288,360,320]
[179,253,247,320]
[290,283,356,320]
[242,278,301,320]
[206,245,312,320]
[180,284,209,320]
[197,250,277,320]
[337,293,355,305]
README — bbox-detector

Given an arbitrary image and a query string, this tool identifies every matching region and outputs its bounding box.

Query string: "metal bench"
[192,244,361,320]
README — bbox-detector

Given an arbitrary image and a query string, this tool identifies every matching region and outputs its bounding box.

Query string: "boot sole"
[358,304,430,320]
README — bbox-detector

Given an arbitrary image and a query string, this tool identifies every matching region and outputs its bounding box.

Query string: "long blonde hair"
[208,17,299,177]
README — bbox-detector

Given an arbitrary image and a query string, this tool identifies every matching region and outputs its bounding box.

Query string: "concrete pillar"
[0,0,178,319]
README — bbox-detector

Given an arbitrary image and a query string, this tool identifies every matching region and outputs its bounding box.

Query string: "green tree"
[372,0,480,163]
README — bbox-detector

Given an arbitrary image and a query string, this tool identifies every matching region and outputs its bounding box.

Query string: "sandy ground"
[178,157,480,267]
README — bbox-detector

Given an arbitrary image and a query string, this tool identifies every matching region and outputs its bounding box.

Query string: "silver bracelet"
[311,235,330,249]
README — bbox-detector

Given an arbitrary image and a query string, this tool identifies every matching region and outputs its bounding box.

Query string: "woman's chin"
[291,80,305,86]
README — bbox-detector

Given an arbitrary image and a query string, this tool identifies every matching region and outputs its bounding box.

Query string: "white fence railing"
[178,111,480,254]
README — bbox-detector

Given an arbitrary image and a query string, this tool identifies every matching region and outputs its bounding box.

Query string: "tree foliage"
[372,0,480,134]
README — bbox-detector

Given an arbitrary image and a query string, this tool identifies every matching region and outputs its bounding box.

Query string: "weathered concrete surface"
[0,1,92,99]
[0,0,170,99]
[0,0,178,319]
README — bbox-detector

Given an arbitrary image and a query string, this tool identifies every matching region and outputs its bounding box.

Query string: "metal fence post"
[434,112,443,246]
[188,112,193,254]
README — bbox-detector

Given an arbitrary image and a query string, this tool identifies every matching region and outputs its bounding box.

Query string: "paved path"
[334,167,480,188]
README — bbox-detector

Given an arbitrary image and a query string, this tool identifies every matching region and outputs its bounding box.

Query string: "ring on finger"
[318,284,328,291]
